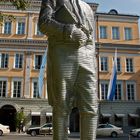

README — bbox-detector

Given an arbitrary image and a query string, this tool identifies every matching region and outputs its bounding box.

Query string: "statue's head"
[41,0,56,8]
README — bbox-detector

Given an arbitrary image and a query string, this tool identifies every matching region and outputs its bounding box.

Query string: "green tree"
[2,0,28,10]
[15,110,26,132]
[0,0,29,25]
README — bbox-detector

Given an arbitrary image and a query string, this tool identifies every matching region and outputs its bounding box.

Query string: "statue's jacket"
[39,0,98,115]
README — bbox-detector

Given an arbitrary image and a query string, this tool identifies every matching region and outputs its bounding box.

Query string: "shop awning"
[101,113,111,117]
[31,112,41,116]
[46,112,52,116]
[129,113,139,118]
[115,114,125,117]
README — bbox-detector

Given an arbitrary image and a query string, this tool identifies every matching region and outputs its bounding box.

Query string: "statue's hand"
[70,25,88,42]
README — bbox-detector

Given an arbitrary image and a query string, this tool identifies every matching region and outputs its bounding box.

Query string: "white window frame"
[32,79,39,98]
[125,58,134,72]
[100,81,109,100]
[14,53,24,69]
[116,57,121,72]
[100,56,108,72]
[0,78,8,98]
[126,81,136,101]
[33,54,43,70]
[35,22,43,36]
[99,26,107,39]
[0,53,9,68]
[11,78,23,98]
[114,81,123,100]
[16,18,26,35]
[112,57,121,72]
[124,27,132,40]
[112,26,120,40]
[2,21,12,34]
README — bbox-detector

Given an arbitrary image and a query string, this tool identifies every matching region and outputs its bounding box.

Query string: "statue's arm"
[38,2,65,35]
[38,0,76,37]
[38,0,90,43]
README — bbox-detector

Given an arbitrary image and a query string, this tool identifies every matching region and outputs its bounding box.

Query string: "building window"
[31,116,40,125]
[100,82,108,100]
[33,81,39,98]
[0,53,9,68]
[14,54,23,69]
[46,115,52,123]
[4,21,12,34]
[35,23,43,36]
[0,81,7,97]
[113,57,121,72]
[128,115,138,127]
[126,82,135,100]
[17,22,25,35]
[100,57,108,71]
[126,58,133,72]
[99,26,107,39]
[13,81,22,98]
[114,115,123,127]
[34,55,42,69]
[112,27,120,40]
[124,27,132,40]
[99,117,110,124]
[114,83,122,100]
[117,58,121,72]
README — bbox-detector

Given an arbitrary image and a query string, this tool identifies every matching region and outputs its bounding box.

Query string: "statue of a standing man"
[39,0,98,139]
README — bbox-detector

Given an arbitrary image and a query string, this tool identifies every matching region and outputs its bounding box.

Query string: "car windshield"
[29,125,40,128]
[105,124,113,128]
[42,123,52,128]
[98,124,113,128]
[98,125,106,128]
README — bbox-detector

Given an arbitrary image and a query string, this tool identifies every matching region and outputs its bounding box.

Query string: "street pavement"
[0,132,140,140]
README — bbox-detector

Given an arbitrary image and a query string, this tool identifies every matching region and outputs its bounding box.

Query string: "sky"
[84,0,140,16]
[84,0,140,31]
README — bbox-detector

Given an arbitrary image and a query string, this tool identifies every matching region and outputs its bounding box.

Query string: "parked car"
[96,123,123,138]
[0,124,10,136]
[130,128,140,137]
[26,123,53,136]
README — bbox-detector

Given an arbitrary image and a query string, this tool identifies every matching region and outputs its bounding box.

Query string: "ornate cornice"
[0,38,47,45]
[96,12,139,23]
[96,42,140,51]
[0,38,48,52]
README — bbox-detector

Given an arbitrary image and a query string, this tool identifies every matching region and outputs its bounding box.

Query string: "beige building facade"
[0,0,51,132]
[0,1,140,133]
[96,10,140,131]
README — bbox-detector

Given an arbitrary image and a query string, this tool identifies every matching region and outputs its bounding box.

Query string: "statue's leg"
[80,113,98,140]
[49,44,79,140]
[75,44,98,140]
[52,107,69,140]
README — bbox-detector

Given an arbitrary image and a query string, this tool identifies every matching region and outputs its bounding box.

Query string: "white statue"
[39,0,98,139]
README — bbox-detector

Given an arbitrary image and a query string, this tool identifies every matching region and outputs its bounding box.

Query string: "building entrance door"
[0,105,17,132]
[70,108,79,132]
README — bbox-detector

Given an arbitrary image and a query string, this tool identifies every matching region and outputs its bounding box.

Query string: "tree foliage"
[0,0,29,25]
[15,110,26,129]
[2,0,28,10]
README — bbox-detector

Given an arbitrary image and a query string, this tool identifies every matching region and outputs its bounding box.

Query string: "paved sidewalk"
[9,132,27,135]
[9,132,80,138]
